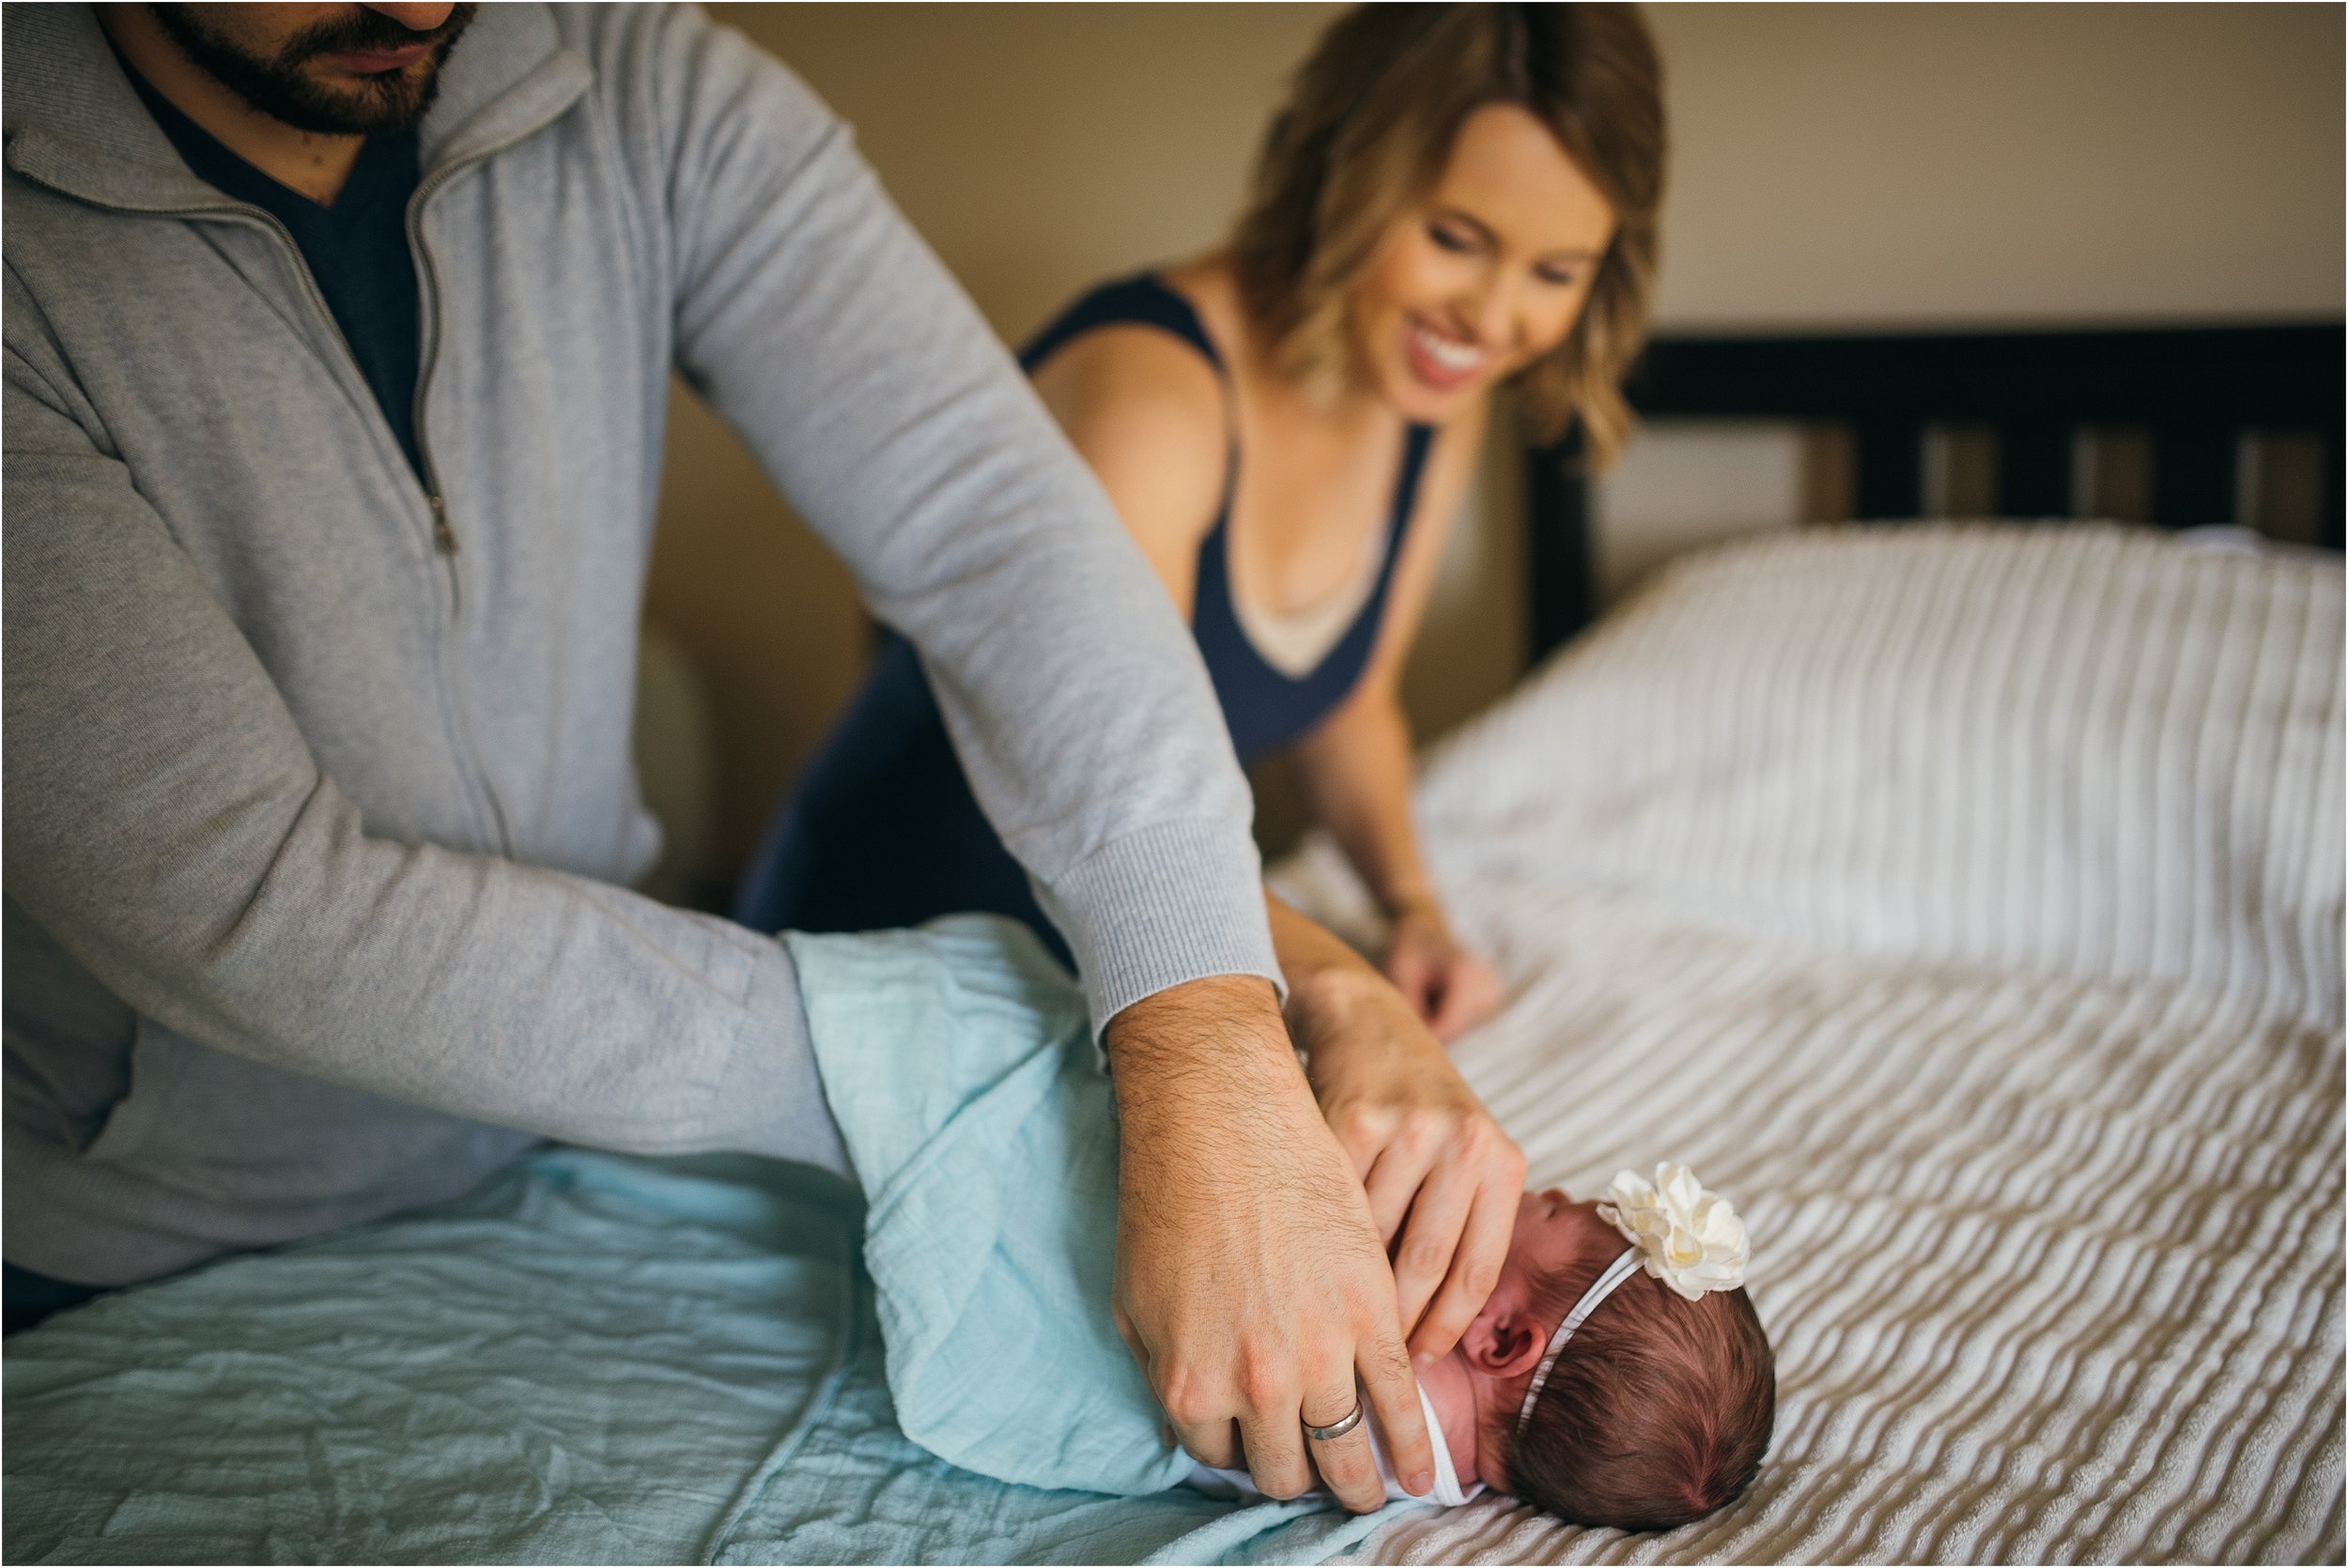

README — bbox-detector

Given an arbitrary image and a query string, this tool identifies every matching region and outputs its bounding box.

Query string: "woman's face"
[1351,102,1620,424]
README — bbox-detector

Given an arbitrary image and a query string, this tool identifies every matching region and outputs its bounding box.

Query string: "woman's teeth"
[1412,322,1486,377]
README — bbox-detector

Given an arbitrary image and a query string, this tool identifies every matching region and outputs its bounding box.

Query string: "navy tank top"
[1021,276,1434,760]
[731,274,1434,952]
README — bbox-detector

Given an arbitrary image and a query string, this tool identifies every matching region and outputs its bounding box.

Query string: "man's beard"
[148,5,479,137]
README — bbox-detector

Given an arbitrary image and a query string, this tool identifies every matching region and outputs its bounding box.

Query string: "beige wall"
[1647,3,2343,329]
[645,2,2345,879]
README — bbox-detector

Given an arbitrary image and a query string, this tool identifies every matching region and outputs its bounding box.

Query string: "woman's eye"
[1429,223,1476,254]
[1536,265,1583,287]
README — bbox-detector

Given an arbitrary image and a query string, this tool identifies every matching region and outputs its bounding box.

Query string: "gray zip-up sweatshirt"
[2,4,1276,1286]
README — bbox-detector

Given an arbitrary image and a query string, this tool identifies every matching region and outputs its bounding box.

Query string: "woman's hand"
[1271,896,1525,1363]
[1380,897,1504,1042]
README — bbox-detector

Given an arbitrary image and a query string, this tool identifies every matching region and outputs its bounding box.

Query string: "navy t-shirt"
[120,59,427,481]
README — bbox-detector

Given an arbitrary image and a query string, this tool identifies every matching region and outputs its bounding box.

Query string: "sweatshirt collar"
[3,3,590,213]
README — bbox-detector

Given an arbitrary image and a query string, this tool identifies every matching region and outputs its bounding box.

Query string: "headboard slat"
[1995,422,2073,519]
[1854,421,1926,520]
[2152,425,2239,531]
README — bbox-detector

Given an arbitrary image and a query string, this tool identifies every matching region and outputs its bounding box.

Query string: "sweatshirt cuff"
[712,933,852,1168]
[1037,818,1284,1038]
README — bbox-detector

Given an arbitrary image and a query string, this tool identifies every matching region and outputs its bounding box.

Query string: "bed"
[8,326,2343,1564]
[1285,519,2344,1564]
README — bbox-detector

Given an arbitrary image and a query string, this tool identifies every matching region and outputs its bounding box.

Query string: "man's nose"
[364,5,458,30]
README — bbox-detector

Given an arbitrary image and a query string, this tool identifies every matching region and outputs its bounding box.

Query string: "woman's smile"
[1403,314,1493,392]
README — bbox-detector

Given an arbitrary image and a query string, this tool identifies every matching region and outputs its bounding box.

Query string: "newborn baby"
[788,916,1775,1530]
[1195,1176,1774,1529]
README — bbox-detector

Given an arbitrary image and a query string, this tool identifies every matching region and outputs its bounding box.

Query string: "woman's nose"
[1458,278,1520,353]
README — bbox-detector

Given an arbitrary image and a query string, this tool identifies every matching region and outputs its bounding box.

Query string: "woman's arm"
[1288,407,1504,1040]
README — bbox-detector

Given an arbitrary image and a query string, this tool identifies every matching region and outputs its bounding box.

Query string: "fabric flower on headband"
[1597,1162,1749,1300]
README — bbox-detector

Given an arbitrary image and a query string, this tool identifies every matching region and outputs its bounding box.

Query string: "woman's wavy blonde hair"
[1230,3,1665,467]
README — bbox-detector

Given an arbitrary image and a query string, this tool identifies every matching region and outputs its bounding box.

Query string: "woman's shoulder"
[1028,318,1224,429]
[1027,280,1230,517]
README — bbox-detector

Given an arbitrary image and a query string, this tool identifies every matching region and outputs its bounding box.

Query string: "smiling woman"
[737,5,1665,1046]
[1229,4,1662,460]
[735,3,1665,1053]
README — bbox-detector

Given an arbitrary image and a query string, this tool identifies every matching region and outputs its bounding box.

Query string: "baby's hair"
[1505,1246,1776,1530]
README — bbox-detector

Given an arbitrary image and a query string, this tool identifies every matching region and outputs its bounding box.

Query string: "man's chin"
[275,65,442,137]
[313,69,433,111]
[149,5,469,139]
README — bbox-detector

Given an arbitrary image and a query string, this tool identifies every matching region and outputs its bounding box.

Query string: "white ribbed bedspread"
[1276,525,2344,1565]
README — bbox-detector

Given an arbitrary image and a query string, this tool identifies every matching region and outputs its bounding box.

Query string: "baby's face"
[1444,1190,1634,1488]
[1501,1189,1619,1297]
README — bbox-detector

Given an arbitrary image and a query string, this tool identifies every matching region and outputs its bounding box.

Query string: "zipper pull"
[429,494,459,555]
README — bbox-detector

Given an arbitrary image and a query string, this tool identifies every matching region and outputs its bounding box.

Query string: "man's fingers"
[1235,1396,1314,1501]
[1405,1175,1518,1361]
[1172,1414,1241,1472]
[1301,1378,1386,1514]
[1387,1153,1479,1342]
[1355,1320,1432,1497]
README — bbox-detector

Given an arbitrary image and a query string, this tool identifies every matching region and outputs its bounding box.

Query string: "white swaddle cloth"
[1187,1381,1483,1508]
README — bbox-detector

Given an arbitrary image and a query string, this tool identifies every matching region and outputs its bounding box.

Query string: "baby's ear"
[1462,1308,1550,1378]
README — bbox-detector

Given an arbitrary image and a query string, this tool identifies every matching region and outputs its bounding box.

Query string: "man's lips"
[319,42,433,74]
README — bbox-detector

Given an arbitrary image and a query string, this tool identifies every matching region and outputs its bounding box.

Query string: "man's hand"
[1104,975,1432,1514]
[1272,897,1525,1365]
[1381,897,1505,1042]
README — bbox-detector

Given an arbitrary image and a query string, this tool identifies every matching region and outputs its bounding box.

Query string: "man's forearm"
[1101,967,1439,1512]
[1102,973,1298,1113]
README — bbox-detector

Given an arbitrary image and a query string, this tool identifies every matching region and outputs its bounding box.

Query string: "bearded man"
[2,4,1523,1512]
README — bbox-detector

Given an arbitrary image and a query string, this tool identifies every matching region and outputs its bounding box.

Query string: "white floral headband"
[1513,1163,1752,1437]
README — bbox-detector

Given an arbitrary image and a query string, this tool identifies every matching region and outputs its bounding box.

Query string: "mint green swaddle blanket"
[789,915,1212,1496]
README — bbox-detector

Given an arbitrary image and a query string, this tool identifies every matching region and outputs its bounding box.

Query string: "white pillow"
[1410,523,2343,1024]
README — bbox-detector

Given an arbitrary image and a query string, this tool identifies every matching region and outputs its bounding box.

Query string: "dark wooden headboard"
[1525,322,2345,660]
